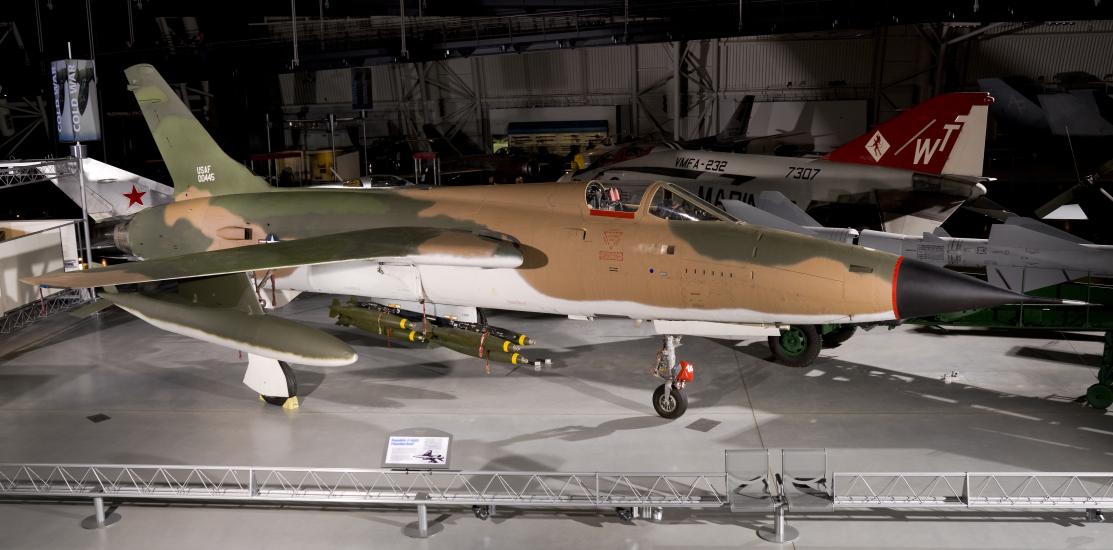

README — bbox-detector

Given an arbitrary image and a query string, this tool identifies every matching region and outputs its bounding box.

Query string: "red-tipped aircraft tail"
[823,92,994,176]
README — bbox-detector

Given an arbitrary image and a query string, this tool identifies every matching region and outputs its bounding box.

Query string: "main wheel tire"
[768,325,822,368]
[1086,383,1113,410]
[652,383,688,419]
[822,325,858,348]
[262,361,298,406]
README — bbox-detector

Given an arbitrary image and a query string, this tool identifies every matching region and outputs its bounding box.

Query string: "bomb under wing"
[329,299,530,364]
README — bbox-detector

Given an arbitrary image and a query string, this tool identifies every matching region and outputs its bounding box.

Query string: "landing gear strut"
[821,324,857,348]
[244,355,299,410]
[651,336,693,419]
[1086,331,1113,410]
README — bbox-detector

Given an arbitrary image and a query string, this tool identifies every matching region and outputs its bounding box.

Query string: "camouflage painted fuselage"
[122,181,900,325]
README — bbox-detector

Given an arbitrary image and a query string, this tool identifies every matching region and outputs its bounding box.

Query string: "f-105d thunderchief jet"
[24,65,1054,419]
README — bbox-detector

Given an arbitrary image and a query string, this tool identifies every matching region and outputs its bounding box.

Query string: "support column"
[756,504,798,543]
[475,59,490,152]
[80,497,121,529]
[869,26,888,125]
[403,501,444,538]
[630,44,639,137]
[290,0,299,67]
[417,62,430,127]
[671,41,681,141]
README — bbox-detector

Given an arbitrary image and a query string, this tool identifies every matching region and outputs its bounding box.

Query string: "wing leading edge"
[23,227,523,289]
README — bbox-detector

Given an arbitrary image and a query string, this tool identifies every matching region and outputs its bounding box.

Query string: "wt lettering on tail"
[823,93,994,177]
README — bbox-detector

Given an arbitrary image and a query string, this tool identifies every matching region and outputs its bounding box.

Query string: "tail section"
[823,92,993,176]
[977,78,1048,131]
[50,158,173,221]
[718,95,754,140]
[124,64,271,200]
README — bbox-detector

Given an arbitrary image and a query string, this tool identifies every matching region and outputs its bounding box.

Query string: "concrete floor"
[1,293,1112,549]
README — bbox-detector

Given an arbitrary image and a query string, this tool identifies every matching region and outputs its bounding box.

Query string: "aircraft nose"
[892,257,1059,319]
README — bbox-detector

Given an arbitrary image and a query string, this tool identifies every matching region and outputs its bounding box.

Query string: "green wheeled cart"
[909,280,1113,409]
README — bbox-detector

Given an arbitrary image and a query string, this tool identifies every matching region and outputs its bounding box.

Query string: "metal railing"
[0,159,77,190]
[0,289,90,334]
[0,464,729,508]
[2,456,1110,538]
[833,472,1113,509]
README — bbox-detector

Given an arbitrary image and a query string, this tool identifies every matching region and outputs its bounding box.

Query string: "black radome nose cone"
[893,257,1059,319]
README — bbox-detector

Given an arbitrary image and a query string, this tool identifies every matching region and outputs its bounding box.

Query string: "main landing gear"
[651,336,695,419]
[767,324,858,368]
[768,325,821,368]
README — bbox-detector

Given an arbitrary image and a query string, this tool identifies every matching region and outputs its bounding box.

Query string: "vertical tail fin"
[718,95,754,140]
[124,64,272,200]
[823,92,994,176]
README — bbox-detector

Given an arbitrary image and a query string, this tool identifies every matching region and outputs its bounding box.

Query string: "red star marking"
[123,185,146,207]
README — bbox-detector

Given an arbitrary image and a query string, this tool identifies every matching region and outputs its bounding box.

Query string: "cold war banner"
[51,59,101,142]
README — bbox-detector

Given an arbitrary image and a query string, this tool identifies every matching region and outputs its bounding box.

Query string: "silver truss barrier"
[833,472,1113,509]
[0,464,729,509]
[2,458,1110,538]
[0,159,77,190]
[0,289,92,334]
[6,463,1111,512]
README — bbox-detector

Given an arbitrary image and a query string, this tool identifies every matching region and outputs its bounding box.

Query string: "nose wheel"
[652,383,688,419]
[650,335,693,419]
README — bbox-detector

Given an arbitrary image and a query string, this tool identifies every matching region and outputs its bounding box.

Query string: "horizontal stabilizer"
[1042,204,1088,220]
[103,292,356,366]
[720,199,813,236]
[23,227,523,289]
[754,191,822,227]
[45,159,173,221]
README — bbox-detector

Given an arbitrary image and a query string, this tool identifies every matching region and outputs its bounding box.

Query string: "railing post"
[757,503,799,544]
[964,472,970,507]
[249,468,257,497]
[403,495,444,538]
[80,496,120,529]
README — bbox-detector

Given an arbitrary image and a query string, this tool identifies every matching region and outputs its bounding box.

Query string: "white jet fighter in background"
[570,93,995,236]
[723,191,1113,294]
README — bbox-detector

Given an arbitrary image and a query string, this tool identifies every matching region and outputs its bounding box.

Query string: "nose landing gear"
[651,335,694,419]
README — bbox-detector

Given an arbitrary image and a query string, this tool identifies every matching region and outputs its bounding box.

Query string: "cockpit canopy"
[585,180,737,223]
